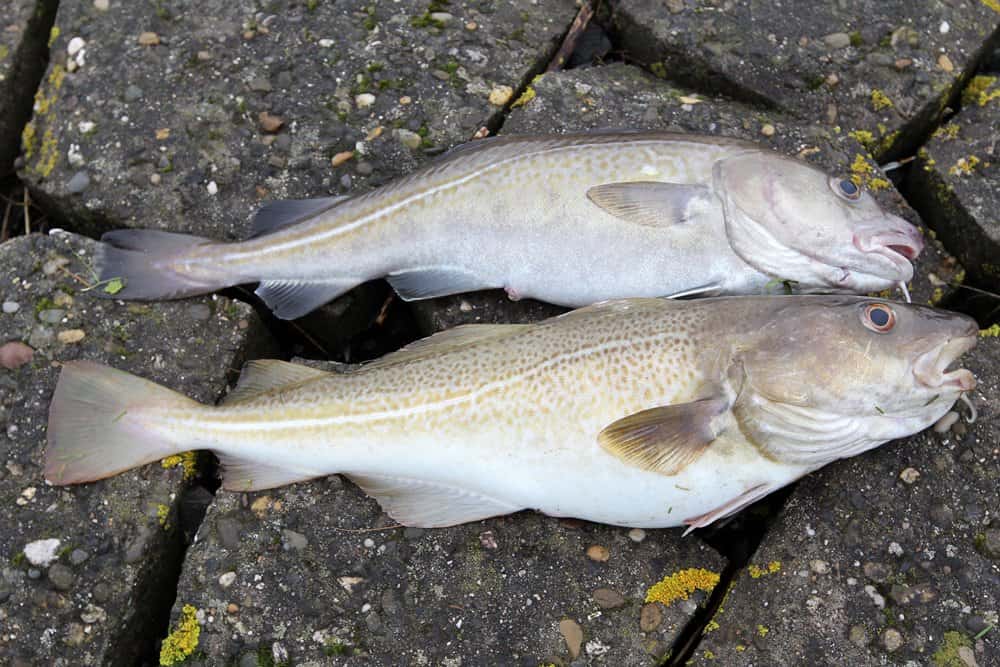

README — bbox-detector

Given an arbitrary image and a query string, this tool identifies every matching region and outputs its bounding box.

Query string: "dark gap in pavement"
[661,485,799,666]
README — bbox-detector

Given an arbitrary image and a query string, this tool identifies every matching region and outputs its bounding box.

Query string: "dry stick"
[329,523,403,534]
[545,2,594,72]
[0,199,11,243]
[22,188,30,235]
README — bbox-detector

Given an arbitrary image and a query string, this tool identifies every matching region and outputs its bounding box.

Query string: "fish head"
[714,152,923,293]
[736,297,977,439]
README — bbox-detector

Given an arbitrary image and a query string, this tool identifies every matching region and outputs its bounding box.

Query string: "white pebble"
[627,528,646,543]
[2,301,19,314]
[355,93,376,109]
[888,541,904,556]
[24,538,61,567]
[318,39,334,48]
[939,21,950,34]
[207,181,218,195]
[363,538,375,548]
[218,571,237,588]
[93,0,109,10]
[78,121,96,134]
[67,37,86,57]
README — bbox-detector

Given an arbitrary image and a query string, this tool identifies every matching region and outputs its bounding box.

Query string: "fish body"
[46,296,976,530]
[96,133,923,319]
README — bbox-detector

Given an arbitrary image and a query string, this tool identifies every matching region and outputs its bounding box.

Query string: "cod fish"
[95,132,923,320]
[46,296,976,531]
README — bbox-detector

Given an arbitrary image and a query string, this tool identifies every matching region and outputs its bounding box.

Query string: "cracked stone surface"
[0,232,267,665]
[908,75,1000,294]
[423,62,959,327]
[168,457,724,666]
[18,0,576,239]
[610,0,1000,161]
[692,335,999,666]
[0,0,57,172]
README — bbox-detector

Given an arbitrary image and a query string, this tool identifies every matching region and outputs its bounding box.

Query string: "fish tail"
[94,229,228,300]
[46,360,203,485]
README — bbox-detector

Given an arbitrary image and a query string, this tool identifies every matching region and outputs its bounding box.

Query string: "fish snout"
[852,217,923,279]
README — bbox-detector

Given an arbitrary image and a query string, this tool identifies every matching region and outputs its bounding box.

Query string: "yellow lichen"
[747,561,782,579]
[980,324,1000,337]
[34,127,59,178]
[645,568,720,606]
[849,154,892,192]
[735,645,747,652]
[930,287,945,305]
[983,0,1000,13]
[949,155,982,176]
[156,504,170,527]
[48,26,61,47]
[160,604,200,666]
[963,74,1000,106]
[705,619,720,633]
[871,89,893,111]
[511,86,535,108]
[848,129,875,149]
[933,124,961,140]
[21,122,36,159]
[757,624,770,638]
[161,452,198,480]
[702,649,716,659]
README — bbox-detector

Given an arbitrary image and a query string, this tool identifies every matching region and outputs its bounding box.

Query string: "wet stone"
[0,0,58,171]
[500,62,959,306]
[611,0,1000,161]
[20,0,577,240]
[693,335,999,666]
[169,455,723,664]
[907,76,1000,293]
[0,232,268,665]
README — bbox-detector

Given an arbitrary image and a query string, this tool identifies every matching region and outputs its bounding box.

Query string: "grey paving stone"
[610,0,1000,161]
[0,231,267,665]
[908,74,1000,294]
[691,335,999,666]
[0,0,57,172]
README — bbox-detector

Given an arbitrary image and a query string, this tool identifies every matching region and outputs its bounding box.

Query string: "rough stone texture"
[693,335,999,666]
[169,471,723,666]
[0,0,57,172]
[19,0,576,238]
[0,232,266,665]
[611,0,1000,161]
[908,76,1000,293]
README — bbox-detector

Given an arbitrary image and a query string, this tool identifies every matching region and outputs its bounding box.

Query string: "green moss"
[932,631,973,667]
[323,639,350,656]
[306,0,319,11]
[650,62,667,79]
[0,45,8,62]
[366,62,384,73]
[849,31,862,47]
[159,605,200,665]
[363,5,377,31]
[871,89,893,111]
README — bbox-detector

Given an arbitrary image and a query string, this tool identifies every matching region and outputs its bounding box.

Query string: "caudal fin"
[46,361,202,485]
[94,229,224,301]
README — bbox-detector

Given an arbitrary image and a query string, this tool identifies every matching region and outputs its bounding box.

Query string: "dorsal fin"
[360,324,529,370]
[250,196,349,238]
[224,360,329,404]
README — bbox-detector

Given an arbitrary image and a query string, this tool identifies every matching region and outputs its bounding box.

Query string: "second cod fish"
[94,132,923,319]
[46,296,975,531]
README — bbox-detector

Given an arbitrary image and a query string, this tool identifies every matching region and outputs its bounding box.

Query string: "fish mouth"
[852,219,924,279]
[913,332,978,392]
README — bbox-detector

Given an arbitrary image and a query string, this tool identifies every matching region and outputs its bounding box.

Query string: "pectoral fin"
[586,181,712,227]
[598,397,729,476]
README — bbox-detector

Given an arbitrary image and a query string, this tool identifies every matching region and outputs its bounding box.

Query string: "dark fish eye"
[838,178,861,200]
[862,303,895,333]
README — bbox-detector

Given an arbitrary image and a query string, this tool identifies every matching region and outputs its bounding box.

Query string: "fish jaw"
[913,332,978,393]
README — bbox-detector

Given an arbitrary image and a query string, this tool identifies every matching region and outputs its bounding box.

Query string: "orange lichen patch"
[645,567,720,606]
[747,560,782,579]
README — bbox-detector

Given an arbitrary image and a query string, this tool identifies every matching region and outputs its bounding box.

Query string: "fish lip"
[851,230,920,281]
[913,333,978,392]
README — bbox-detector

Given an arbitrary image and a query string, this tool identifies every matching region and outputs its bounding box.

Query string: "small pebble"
[397,129,422,150]
[218,571,237,588]
[66,171,91,194]
[363,538,375,548]
[586,544,610,562]
[488,85,513,106]
[24,538,61,567]
[48,564,75,591]
[938,54,954,72]
[399,95,412,105]
[2,301,19,313]
[355,93,376,108]
[940,21,950,34]
[318,39,334,48]
[93,0,109,10]
[356,161,374,176]
[258,111,284,133]
[882,628,903,652]
[592,588,626,609]
[207,181,219,195]
[849,625,867,646]
[227,603,239,614]
[640,603,662,631]
[809,559,830,574]
[429,12,453,24]
[761,123,775,137]
[822,32,851,49]
[331,151,354,167]
[627,528,646,542]
[67,37,86,57]
[69,549,89,566]
[559,619,583,659]
[0,341,33,370]
[137,32,160,46]
[899,467,920,484]
[57,329,85,344]
[38,308,65,324]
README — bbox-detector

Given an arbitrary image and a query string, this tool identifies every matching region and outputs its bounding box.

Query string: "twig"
[329,523,403,533]
[374,292,394,326]
[0,198,11,242]
[22,188,30,235]
[546,2,594,72]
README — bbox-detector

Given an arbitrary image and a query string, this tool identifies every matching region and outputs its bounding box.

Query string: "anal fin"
[255,279,357,320]
[218,453,322,491]
[346,473,521,527]
[386,266,495,301]
[681,482,776,536]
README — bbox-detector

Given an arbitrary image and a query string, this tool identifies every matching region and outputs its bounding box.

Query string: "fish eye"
[831,176,862,201]
[862,303,896,333]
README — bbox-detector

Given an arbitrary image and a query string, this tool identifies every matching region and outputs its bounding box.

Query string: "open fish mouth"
[852,221,924,279]
[913,334,978,392]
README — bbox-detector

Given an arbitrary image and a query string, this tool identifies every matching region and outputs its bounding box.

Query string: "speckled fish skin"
[94,132,924,319]
[46,296,976,531]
